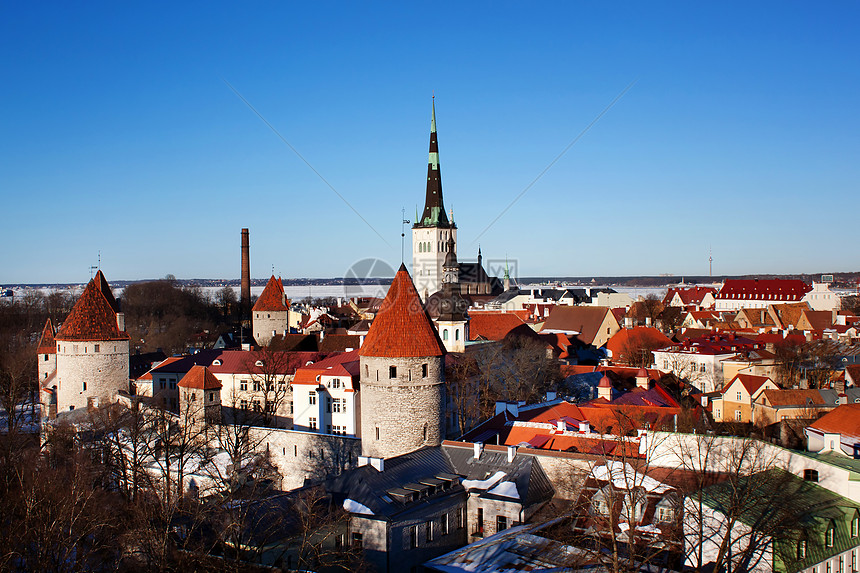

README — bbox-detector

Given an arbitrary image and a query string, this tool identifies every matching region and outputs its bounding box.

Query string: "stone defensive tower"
[412,98,456,300]
[54,271,129,413]
[252,275,290,346]
[359,264,446,459]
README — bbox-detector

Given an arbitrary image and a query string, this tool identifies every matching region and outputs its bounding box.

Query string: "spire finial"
[431,95,437,134]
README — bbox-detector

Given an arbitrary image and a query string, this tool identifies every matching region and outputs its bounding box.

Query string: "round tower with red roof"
[359,264,447,459]
[54,271,130,413]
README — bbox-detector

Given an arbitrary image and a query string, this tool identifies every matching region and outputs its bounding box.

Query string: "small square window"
[389,366,397,379]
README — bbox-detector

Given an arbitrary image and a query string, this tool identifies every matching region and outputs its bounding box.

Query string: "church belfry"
[413,98,456,300]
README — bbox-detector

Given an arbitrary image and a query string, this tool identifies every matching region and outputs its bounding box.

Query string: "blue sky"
[2,2,858,284]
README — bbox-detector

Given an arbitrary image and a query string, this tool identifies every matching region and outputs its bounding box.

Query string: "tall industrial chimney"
[241,228,251,325]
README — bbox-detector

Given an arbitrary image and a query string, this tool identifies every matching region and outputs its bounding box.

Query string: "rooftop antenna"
[401,208,411,264]
[709,246,713,278]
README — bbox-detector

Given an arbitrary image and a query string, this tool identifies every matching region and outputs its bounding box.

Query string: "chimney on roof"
[116,312,125,332]
[579,421,590,434]
[241,228,251,325]
[556,419,565,432]
[636,368,649,389]
[473,442,483,460]
[506,445,517,463]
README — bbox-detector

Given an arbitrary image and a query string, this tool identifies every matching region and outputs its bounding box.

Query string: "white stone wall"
[413,227,456,300]
[292,373,358,435]
[253,310,289,346]
[436,320,466,353]
[250,427,360,491]
[360,355,444,459]
[55,339,129,412]
[38,352,56,386]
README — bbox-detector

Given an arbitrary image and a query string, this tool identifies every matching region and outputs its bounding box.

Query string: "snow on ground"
[462,471,506,491]
[487,481,520,499]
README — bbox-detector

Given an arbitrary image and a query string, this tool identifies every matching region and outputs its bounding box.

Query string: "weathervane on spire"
[401,208,410,264]
[89,251,101,279]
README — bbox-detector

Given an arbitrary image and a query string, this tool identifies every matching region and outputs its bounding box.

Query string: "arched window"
[443,329,449,341]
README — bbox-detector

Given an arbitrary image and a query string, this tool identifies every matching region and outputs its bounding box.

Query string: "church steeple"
[416,97,452,228]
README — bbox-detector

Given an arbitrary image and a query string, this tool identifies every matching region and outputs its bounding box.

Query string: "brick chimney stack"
[241,228,251,326]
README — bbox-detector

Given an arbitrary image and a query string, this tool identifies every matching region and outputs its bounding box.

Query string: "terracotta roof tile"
[808,404,860,441]
[56,276,129,342]
[718,279,811,301]
[293,350,360,384]
[359,264,445,358]
[177,365,222,390]
[468,312,527,341]
[605,327,672,365]
[540,306,614,345]
[37,319,56,354]
[253,275,289,312]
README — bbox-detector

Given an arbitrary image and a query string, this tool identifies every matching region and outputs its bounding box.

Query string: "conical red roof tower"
[56,273,128,342]
[360,264,445,358]
[37,319,57,354]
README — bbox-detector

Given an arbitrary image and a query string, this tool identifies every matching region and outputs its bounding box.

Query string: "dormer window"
[797,538,807,559]
[212,359,222,366]
[826,523,835,547]
[255,360,264,367]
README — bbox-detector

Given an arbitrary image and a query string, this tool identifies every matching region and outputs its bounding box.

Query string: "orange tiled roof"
[809,404,860,441]
[56,276,129,342]
[359,264,445,358]
[468,312,527,341]
[728,373,774,395]
[253,275,289,312]
[37,319,56,354]
[605,327,672,364]
[177,365,222,390]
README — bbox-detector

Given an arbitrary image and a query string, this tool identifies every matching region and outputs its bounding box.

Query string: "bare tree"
[244,347,296,428]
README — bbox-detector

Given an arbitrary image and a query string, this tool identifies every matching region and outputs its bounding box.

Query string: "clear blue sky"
[2,2,858,284]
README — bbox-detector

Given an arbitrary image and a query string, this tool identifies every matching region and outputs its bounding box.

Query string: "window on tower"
[389,366,397,378]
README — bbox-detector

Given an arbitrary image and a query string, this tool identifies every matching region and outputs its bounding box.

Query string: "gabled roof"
[759,388,827,407]
[37,319,56,354]
[540,306,613,346]
[359,264,446,358]
[177,365,222,390]
[252,275,289,312]
[56,275,129,342]
[468,312,527,341]
[726,373,775,396]
[318,334,362,353]
[664,286,717,306]
[800,310,834,331]
[718,279,811,301]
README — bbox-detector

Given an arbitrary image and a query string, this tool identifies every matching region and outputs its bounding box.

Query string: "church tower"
[413,98,456,300]
[359,264,446,459]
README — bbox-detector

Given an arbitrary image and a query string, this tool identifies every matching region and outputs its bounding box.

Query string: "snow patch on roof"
[344,498,374,515]
[591,461,670,493]
[487,480,520,499]
[462,470,506,491]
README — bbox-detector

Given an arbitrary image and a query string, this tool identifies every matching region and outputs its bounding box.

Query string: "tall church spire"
[416,97,452,228]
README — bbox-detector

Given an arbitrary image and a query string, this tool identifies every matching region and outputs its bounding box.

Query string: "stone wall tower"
[37,319,58,418]
[54,271,129,412]
[359,264,446,459]
[412,98,456,301]
[252,275,290,346]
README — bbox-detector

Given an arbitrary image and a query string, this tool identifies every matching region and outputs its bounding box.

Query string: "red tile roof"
[664,286,717,306]
[808,404,860,441]
[359,264,445,358]
[37,319,56,354]
[468,312,527,341]
[252,275,289,312]
[605,327,673,365]
[56,276,129,342]
[717,279,811,301]
[727,373,774,396]
[293,350,360,384]
[178,365,222,390]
